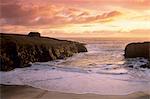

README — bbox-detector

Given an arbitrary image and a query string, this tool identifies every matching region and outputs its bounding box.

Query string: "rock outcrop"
[124,42,150,68]
[0,33,87,71]
[125,42,150,59]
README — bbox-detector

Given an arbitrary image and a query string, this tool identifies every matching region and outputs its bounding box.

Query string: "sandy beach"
[0,85,149,99]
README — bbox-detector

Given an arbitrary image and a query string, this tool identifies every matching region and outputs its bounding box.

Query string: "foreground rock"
[0,33,87,71]
[125,42,150,59]
[124,42,150,68]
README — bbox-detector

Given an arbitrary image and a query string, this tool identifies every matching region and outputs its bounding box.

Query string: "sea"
[0,37,150,95]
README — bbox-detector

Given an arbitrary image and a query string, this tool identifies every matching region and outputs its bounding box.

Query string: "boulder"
[124,42,150,59]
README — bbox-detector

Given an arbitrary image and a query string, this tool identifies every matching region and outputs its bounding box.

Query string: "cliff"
[0,33,87,71]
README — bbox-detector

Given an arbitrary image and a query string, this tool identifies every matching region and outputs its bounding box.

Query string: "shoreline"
[0,33,87,71]
[1,85,150,99]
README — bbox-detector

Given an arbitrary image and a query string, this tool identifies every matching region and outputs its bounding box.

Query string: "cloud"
[71,11,122,24]
[0,0,149,38]
[0,1,38,25]
[49,0,150,10]
[0,0,122,26]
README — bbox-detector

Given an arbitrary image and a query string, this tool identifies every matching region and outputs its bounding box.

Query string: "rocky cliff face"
[0,33,87,71]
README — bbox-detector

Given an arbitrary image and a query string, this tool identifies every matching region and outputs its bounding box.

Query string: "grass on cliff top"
[0,33,79,47]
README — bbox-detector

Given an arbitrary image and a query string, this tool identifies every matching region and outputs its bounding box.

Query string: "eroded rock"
[0,33,87,71]
[124,42,150,68]
[125,42,150,59]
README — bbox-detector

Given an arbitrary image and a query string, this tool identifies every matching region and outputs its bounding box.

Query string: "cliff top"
[0,33,79,47]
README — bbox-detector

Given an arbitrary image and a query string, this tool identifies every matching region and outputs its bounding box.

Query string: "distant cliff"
[0,33,87,71]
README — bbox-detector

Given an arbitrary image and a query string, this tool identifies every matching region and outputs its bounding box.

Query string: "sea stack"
[124,42,150,68]
[125,42,150,59]
[0,33,87,71]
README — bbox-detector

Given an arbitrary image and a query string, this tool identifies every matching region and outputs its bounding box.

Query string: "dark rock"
[106,64,112,65]
[140,64,147,68]
[88,70,92,72]
[140,63,150,69]
[128,65,134,68]
[124,42,150,69]
[139,60,144,62]
[28,32,41,37]
[75,43,88,52]
[124,42,150,59]
[0,33,87,71]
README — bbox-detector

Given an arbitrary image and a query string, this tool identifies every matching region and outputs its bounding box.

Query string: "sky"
[0,0,150,38]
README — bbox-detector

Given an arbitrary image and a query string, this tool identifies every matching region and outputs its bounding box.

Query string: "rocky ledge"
[124,42,150,68]
[0,32,87,71]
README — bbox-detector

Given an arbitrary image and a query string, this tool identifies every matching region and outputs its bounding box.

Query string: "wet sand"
[0,85,150,99]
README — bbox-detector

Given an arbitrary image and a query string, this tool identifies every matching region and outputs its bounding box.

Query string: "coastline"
[0,33,87,71]
[1,85,150,99]
[0,34,150,99]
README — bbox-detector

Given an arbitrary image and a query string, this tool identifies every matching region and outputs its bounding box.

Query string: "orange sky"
[0,0,150,38]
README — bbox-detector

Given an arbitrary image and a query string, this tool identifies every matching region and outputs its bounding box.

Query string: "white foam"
[0,64,150,95]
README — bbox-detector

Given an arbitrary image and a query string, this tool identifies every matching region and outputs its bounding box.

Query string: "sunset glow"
[0,0,150,38]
